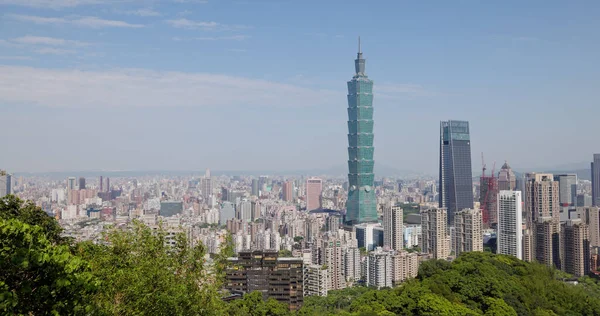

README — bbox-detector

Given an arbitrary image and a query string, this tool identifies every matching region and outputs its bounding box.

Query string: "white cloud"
[0,66,340,109]
[124,8,161,17]
[12,36,89,47]
[34,47,76,55]
[0,56,32,60]
[172,35,249,41]
[8,14,144,28]
[0,0,106,8]
[166,18,218,30]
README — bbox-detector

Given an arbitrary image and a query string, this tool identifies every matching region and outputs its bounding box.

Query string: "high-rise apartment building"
[453,208,483,257]
[282,180,294,202]
[497,162,516,191]
[251,179,259,197]
[0,170,11,198]
[99,176,103,192]
[497,191,523,259]
[346,40,377,225]
[366,248,393,289]
[592,154,600,206]
[344,247,361,282]
[522,228,534,262]
[105,177,110,192]
[561,219,590,277]
[391,251,419,284]
[534,217,561,269]
[305,178,322,211]
[304,265,328,297]
[383,205,403,251]
[420,208,450,259]
[577,206,600,248]
[525,173,560,225]
[554,174,577,207]
[439,120,474,225]
[318,237,345,291]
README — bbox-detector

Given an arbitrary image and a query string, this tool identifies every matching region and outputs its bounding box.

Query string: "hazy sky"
[1,0,599,175]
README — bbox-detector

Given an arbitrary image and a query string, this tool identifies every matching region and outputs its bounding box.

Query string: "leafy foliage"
[0,218,97,315]
[0,195,64,244]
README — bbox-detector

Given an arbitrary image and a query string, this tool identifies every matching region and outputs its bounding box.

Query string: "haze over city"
[1,0,599,174]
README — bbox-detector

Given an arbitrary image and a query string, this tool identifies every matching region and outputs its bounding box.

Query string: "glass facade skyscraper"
[346,40,377,224]
[439,120,474,225]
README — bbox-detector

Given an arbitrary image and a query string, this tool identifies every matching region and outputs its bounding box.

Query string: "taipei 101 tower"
[345,38,377,225]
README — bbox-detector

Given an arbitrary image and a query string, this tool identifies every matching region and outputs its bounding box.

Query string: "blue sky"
[1,0,599,175]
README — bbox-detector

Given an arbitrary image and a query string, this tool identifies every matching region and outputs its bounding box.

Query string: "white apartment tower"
[366,248,393,289]
[420,208,450,259]
[383,204,404,251]
[498,191,523,259]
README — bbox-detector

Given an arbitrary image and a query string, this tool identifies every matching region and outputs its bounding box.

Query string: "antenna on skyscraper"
[358,36,361,53]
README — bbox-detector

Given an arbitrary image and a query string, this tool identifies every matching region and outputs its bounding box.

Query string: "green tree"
[0,218,97,315]
[0,195,64,244]
[78,221,223,315]
[226,291,290,316]
[279,249,293,257]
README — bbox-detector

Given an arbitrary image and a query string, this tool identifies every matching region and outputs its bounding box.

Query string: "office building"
[497,162,517,191]
[67,177,76,190]
[346,40,377,224]
[525,173,560,225]
[366,248,393,289]
[225,251,303,310]
[561,219,590,277]
[105,177,110,192]
[159,201,183,217]
[534,217,561,269]
[383,204,403,251]
[420,208,450,259]
[355,222,382,251]
[439,120,474,225]
[0,170,11,198]
[577,194,593,207]
[304,265,328,297]
[453,208,483,256]
[305,178,322,211]
[251,179,259,197]
[497,191,523,259]
[78,177,86,190]
[282,180,294,202]
[554,174,577,207]
[99,176,103,192]
[236,199,252,222]
[593,154,600,206]
[577,206,600,248]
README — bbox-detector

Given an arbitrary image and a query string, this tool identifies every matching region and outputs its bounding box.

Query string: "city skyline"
[1,1,600,173]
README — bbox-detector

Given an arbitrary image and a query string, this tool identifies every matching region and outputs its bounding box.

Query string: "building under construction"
[480,155,498,227]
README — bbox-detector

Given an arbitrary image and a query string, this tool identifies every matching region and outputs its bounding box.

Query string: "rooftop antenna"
[358,36,361,53]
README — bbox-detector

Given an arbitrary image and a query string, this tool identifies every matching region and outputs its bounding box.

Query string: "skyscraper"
[534,217,561,269]
[201,168,212,201]
[346,39,377,224]
[251,179,259,197]
[78,177,86,190]
[554,174,577,207]
[439,120,474,225]
[305,178,322,211]
[67,177,76,191]
[383,204,403,251]
[592,154,600,206]
[497,162,516,191]
[0,170,11,198]
[453,208,483,257]
[498,190,523,259]
[366,248,393,289]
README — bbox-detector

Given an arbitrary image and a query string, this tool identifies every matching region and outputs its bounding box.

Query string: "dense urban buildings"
[525,173,560,224]
[497,190,523,259]
[439,120,474,225]
[345,41,377,225]
[593,154,600,206]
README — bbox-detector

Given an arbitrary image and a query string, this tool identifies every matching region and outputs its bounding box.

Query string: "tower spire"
[358,36,361,54]
[355,37,365,75]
